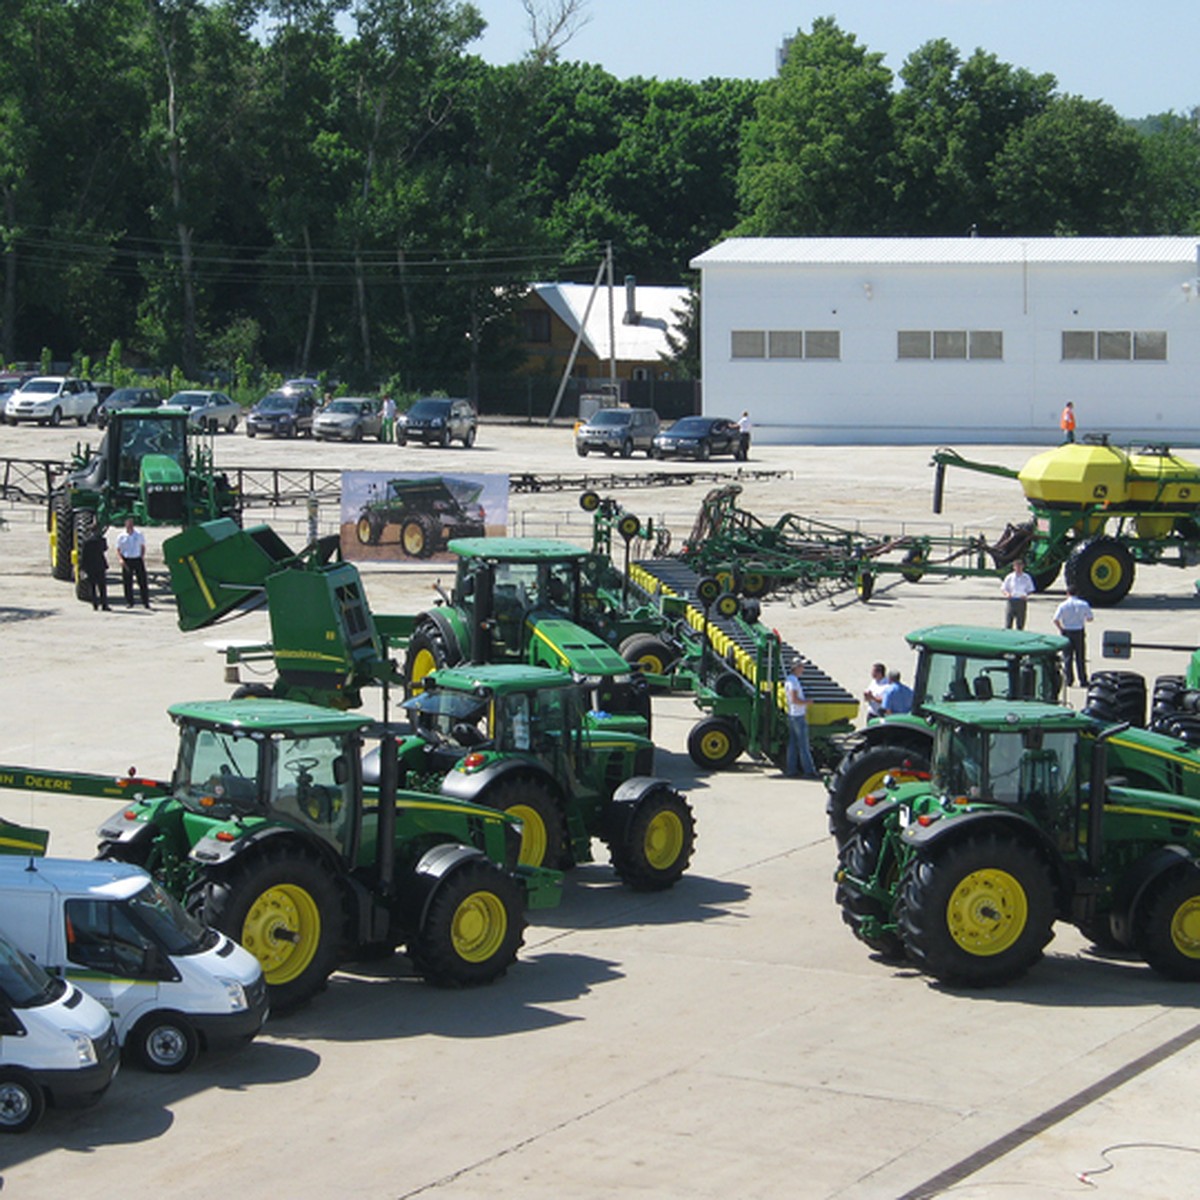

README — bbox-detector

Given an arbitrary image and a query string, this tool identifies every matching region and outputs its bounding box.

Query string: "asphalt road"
[1,420,1198,1198]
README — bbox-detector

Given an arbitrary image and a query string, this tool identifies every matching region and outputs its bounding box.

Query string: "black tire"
[479,776,570,869]
[404,618,463,694]
[49,406,62,427]
[1133,866,1200,980]
[400,513,438,559]
[463,426,476,448]
[199,846,342,1011]
[356,513,384,546]
[900,546,926,583]
[618,632,677,679]
[826,742,931,847]
[897,833,1055,986]
[620,438,633,458]
[1150,675,1186,731]
[352,424,363,441]
[836,826,905,959]
[608,785,695,891]
[439,427,451,448]
[687,716,743,770]
[1083,670,1146,728]
[130,1011,199,1073]
[73,509,97,601]
[695,440,710,462]
[76,410,88,427]
[1065,536,1135,606]
[0,1071,45,1133]
[407,858,525,987]
[50,491,75,581]
[1027,559,1061,592]
[225,416,238,433]
[855,571,874,603]
[231,682,274,700]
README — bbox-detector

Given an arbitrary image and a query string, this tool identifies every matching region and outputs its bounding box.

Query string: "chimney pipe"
[623,274,641,325]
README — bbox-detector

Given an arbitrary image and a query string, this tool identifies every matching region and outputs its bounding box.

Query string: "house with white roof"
[689,238,1200,445]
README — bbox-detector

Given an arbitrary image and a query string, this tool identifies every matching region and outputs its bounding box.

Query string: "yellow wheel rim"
[49,511,59,566]
[402,524,426,555]
[698,727,732,764]
[355,517,373,544]
[743,573,766,596]
[1089,554,1124,592]
[450,890,508,963]
[240,884,321,984]
[644,810,685,870]
[946,868,1028,957]
[857,766,923,802]
[506,803,548,866]
[1169,895,1200,959]
[408,646,439,694]
[636,650,666,675]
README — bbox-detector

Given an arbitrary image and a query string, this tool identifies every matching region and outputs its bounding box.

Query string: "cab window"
[65,899,158,978]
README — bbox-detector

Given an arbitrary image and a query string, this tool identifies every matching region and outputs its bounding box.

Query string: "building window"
[899,331,1002,360]
[734,330,840,360]
[520,310,551,343]
[731,330,766,359]
[1062,330,1167,361]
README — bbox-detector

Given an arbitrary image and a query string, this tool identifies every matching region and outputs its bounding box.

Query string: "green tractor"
[835,700,1200,986]
[375,663,695,888]
[25,697,562,1010]
[50,407,240,599]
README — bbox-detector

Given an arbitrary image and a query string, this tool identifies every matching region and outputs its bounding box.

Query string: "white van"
[0,859,268,1073]
[0,930,119,1133]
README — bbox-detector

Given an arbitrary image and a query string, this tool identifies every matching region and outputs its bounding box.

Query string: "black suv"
[246,389,317,438]
[395,397,477,447]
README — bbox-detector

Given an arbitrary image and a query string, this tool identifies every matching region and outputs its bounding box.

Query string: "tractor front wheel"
[50,492,75,581]
[404,619,463,694]
[356,514,384,545]
[836,826,905,959]
[826,742,931,847]
[608,785,695,891]
[480,777,569,869]
[897,834,1054,986]
[199,847,342,1011]
[1134,867,1200,981]
[408,858,525,987]
[686,716,743,770]
[72,510,98,601]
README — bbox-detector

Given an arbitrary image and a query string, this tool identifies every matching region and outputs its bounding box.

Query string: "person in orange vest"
[1060,400,1076,443]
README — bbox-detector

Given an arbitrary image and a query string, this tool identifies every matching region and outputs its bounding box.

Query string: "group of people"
[80,517,152,612]
[1001,558,1093,687]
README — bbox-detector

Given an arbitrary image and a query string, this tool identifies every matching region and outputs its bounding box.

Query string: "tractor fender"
[1109,845,1196,946]
[600,776,678,842]
[418,606,467,661]
[848,717,932,756]
[97,807,160,850]
[438,757,560,807]
[402,842,490,929]
[188,824,342,874]
[844,792,904,833]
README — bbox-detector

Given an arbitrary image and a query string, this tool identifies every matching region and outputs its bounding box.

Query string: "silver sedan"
[166,390,242,434]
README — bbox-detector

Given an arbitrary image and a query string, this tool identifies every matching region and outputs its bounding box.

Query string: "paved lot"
[1,421,1199,1197]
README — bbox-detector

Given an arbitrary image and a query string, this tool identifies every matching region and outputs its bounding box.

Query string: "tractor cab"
[909,626,1066,709]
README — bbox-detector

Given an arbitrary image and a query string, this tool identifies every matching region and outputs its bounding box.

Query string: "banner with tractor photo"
[341,471,510,562]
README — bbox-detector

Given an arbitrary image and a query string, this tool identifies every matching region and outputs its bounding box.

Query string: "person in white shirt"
[1053,586,1093,687]
[863,661,887,718]
[783,658,818,779]
[116,517,150,609]
[737,411,751,458]
[1000,558,1036,630]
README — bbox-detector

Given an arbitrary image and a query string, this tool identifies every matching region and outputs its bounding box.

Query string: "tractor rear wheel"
[836,826,905,959]
[1084,670,1147,728]
[619,632,676,680]
[0,1071,46,1133]
[480,777,570,869]
[826,742,931,847]
[686,716,743,770]
[50,492,75,581]
[608,785,695,891]
[1065,536,1135,606]
[1133,867,1200,981]
[400,513,439,558]
[404,618,463,694]
[897,833,1055,986]
[199,846,342,1011]
[407,858,524,987]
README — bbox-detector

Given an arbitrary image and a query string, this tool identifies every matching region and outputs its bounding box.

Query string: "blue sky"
[467,0,1198,119]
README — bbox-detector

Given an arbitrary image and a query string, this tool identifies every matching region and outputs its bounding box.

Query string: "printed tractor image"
[355,476,486,558]
[0,700,561,1010]
[49,408,239,599]
[377,664,695,888]
[835,701,1200,986]
[933,437,1200,605]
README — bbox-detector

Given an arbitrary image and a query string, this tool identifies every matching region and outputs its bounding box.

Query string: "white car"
[5,377,100,427]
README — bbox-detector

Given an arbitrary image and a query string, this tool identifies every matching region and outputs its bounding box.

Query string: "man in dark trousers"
[80,528,111,611]
[116,516,150,608]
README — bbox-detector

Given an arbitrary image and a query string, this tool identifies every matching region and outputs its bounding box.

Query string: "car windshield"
[325,400,360,415]
[589,410,631,427]
[666,417,710,436]
[258,393,295,411]
[106,388,143,406]
[167,392,209,408]
[407,399,449,418]
[21,380,59,394]
[0,934,62,1008]
[125,879,214,956]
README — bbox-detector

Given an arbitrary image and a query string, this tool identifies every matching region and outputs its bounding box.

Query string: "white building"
[690,237,1200,445]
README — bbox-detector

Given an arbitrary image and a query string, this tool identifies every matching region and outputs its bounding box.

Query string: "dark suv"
[246,389,317,438]
[395,397,477,447]
[575,407,660,458]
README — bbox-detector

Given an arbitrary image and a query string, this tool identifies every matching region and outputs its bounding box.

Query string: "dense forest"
[2,3,1197,392]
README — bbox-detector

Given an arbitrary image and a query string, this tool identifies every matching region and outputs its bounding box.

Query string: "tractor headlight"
[219,977,248,1011]
[67,1031,99,1066]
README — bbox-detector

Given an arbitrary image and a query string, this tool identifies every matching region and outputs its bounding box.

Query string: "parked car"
[245,389,316,438]
[395,397,477,447]
[651,415,747,461]
[281,377,320,396]
[4,377,100,427]
[575,407,660,458]
[313,396,385,442]
[0,374,34,425]
[94,386,163,429]
[165,390,242,434]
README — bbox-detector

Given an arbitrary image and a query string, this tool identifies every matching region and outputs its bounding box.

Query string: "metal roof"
[532,282,688,361]
[690,237,1200,268]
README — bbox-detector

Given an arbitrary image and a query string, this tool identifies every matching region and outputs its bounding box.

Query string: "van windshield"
[127,879,214,956]
[0,935,63,1007]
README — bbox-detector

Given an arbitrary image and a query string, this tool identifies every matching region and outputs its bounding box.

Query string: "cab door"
[62,899,164,1027]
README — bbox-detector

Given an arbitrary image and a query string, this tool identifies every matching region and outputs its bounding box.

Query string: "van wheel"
[0,1071,45,1133]
[131,1012,199,1073]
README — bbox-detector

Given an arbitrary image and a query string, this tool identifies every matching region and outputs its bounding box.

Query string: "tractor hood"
[524,612,631,677]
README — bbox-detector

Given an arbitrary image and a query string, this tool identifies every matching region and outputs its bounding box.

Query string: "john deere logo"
[1093,485,1108,498]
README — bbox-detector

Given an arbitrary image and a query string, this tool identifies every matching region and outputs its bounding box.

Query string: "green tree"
[1137,109,1200,232]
